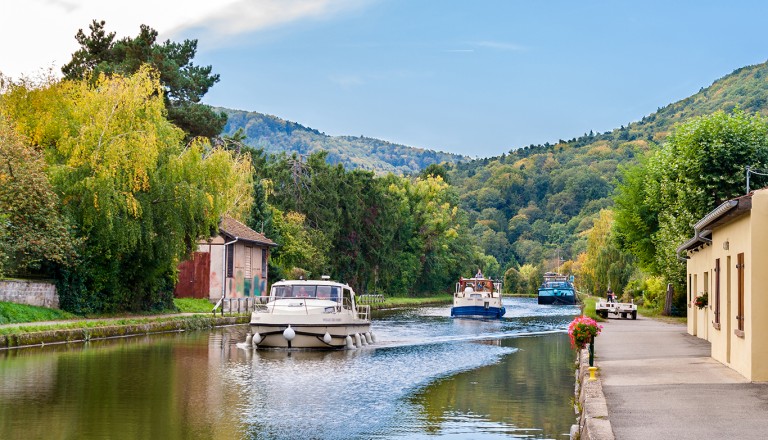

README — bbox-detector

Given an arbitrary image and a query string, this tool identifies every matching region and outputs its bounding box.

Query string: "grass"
[0,301,77,325]
[173,298,215,313]
[580,295,601,321]
[374,294,453,309]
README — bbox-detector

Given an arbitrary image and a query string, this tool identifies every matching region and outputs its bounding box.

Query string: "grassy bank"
[371,294,452,309]
[0,301,77,325]
[579,295,601,321]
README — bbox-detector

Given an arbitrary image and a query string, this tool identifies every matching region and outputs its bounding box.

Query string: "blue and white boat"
[451,276,506,319]
[537,272,577,305]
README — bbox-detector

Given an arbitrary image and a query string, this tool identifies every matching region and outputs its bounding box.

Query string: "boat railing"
[356,304,371,321]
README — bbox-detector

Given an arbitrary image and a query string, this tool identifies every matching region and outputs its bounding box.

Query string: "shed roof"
[219,216,277,247]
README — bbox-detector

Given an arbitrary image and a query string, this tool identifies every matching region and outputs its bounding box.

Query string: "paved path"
[596,315,768,439]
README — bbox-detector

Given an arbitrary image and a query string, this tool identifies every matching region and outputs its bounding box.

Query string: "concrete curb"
[572,347,615,440]
[0,315,250,349]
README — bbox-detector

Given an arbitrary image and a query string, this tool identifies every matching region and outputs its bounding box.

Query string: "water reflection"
[0,298,578,440]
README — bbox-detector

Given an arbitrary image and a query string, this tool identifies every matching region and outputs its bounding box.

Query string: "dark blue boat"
[537,272,577,305]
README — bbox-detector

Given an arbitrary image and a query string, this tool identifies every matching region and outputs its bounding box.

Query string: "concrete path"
[596,315,768,440]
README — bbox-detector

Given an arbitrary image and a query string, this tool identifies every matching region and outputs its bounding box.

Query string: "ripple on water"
[226,297,579,439]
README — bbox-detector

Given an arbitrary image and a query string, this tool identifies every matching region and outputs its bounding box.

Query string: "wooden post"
[663,283,674,316]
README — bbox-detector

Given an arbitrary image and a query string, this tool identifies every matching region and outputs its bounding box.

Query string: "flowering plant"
[568,315,602,349]
[694,293,708,309]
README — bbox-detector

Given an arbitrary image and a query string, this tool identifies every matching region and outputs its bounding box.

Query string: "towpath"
[596,316,768,439]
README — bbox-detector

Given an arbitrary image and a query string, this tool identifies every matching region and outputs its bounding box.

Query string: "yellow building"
[677,188,768,381]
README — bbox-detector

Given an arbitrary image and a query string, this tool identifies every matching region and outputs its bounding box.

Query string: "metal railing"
[212,297,270,315]
[357,294,385,304]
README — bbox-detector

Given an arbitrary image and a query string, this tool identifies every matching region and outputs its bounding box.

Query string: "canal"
[0,297,579,439]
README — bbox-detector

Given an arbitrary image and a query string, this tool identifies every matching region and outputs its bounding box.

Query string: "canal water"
[0,297,579,440]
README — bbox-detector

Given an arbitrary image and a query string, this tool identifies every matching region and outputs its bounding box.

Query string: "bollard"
[588,366,597,381]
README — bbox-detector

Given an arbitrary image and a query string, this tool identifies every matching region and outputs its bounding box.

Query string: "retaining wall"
[0,279,59,309]
[571,347,615,440]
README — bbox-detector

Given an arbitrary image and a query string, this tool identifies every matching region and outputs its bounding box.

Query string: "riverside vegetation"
[3,19,768,317]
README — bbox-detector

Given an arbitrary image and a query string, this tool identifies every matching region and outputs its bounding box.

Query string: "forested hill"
[218,108,467,174]
[446,59,768,272]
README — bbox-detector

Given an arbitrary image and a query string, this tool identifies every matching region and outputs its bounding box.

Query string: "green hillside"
[446,59,768,271]
[218,108,467,174]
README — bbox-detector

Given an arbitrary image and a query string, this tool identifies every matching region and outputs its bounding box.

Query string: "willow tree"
[0,66,252,312]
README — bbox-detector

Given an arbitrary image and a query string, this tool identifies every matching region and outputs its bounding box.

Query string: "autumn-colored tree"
[0,67,252,312]
[62,20,226,139]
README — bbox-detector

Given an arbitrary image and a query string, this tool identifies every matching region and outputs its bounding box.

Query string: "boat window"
[272,285,290,298]
[316,286,340,302]
[292,285,317,298]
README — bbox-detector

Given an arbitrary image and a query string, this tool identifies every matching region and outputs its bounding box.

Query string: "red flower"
[568,315,602,349]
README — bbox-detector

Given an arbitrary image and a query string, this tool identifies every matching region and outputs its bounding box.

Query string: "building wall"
[749,190,768,381]
[0,279,59,309]
[681,188,768,381]
[198,236,269,301]
[686,245,712,340]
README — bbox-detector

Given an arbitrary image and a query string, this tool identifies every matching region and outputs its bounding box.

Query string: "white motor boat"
[248,278,374,349]
[451,277,506,319]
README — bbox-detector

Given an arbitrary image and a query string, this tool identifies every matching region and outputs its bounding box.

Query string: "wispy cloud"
[170,0,373,42]
[329,74,365,88]
[474,40,526,51]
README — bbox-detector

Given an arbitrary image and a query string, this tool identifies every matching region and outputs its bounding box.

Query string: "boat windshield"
[543,281,572,289]
[271,285,341,302]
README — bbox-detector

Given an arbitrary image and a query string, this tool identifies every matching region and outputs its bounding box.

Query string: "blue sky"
[3,1,768,157]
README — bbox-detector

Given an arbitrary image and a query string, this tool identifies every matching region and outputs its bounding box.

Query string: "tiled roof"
[219,216,277,247]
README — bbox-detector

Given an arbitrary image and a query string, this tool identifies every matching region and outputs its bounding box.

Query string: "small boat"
[248,277,373,349]
[537,272,577,305]
[451,277,506,319]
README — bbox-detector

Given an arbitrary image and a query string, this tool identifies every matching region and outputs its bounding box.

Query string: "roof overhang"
[676,194,752,256]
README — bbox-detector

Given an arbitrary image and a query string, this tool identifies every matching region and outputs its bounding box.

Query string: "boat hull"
[450,305,506,319]
[537,291,577,305]
[249,323,371,349]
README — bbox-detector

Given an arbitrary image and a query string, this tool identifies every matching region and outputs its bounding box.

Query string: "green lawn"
[173,298,216,313]
[0,301,77,325]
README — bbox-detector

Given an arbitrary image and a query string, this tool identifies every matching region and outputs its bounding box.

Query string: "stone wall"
[572,348,614,440]
[0,279,59,309]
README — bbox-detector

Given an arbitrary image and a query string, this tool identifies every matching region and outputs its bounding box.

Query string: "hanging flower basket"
[694,293,708,309]
[568,315,602,349]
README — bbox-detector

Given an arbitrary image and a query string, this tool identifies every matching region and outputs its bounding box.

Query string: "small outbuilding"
[677,187,768,381]
[174,216,277,302]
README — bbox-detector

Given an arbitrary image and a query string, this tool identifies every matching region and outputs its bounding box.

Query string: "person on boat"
[475,268,483,279]
[607,288,615,303]
[297,286,310,298]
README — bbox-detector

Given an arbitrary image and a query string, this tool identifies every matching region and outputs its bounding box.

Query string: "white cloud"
[170,0,370,42]
[474,40,526,51]
[0,0,369,79]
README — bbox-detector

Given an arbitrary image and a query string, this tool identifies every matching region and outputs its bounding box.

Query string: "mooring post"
[588,335,597,381]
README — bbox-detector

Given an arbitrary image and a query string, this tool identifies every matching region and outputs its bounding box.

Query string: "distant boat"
[451,277,506,319]
[248,277,373,349]
[537,272,577,305]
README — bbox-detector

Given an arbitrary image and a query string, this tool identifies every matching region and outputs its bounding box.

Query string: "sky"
[2,0,768,158]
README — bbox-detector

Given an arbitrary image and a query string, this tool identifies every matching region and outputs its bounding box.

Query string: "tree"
[0,67,252,312]
[577,210,634,297]
[0,119,76,276]
[62,20,226,139]
[614,110,768,291]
